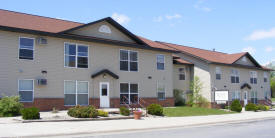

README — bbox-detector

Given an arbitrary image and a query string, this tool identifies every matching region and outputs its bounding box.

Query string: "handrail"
[121,96,148,117]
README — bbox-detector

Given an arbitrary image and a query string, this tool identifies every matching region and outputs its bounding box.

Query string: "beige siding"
[209,64,271,101]
[234,56,256,66]
[0,30,173,100]
[173,64,191,92]
[175,53,212,101]
[70,21,135,43]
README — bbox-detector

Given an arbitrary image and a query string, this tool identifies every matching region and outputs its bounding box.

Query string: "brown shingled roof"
[174,58,193,65]
[157,41,248,64]
[137,36,178,51]
[0,9,83,33]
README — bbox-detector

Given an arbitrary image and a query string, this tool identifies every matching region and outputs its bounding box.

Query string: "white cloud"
[242,46,256,54]
[245,27,275,40]
[194,0,212,12]
[111,13,130,25]
[265,46,275,52]
[153,16,163,22]
[165,14,182,20]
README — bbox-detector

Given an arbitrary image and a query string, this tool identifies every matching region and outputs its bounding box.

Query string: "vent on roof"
[36,37,48,45]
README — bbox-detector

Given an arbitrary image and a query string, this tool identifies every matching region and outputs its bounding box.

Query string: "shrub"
[197,96,210,108]
[224,106,230,109]
[147,104,163,116]
[0,96,23,117]
[98,110,108,117]
[173,89,185,106]
[21,107,40,120]
[230,100,242,112]
[67,105,98,118]
[245,103,257,111]
[119,107,130,116]
[265,106,270,111]
[257,104,270,111]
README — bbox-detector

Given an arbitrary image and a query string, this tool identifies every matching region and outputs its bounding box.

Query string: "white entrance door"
[244,91,248,106]
[100,82,110,108]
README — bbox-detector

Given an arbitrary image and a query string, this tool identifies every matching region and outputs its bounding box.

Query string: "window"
[231,91,240,101]
[157,82,165,100]
[64,43,88,68]
[264,72,268,82]
[64,81,88,106]
[19,37,34,60]
[251,91,258,104]
[216,67,221,80]
[250,71,257,84]
[18,80,34,102]
[264,91,269,100]
[231,69,240,83]
[120,50,138,71]
[179,68,185,80]
[157,55,165,70]
[120,83,138,104]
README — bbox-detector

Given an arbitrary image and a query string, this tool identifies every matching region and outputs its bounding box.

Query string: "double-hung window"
[264,72,268,82]
[231,69,240,83]
[120,50,138,71]
[251,91,258,104]
[65,43,88,68]
[157,82,165,100]
[179,68,185,80]
[19,37,34,60]
[64,81,89,106]
[120,83,138,104]
[18,79,34,102]
[157,55,165,70]
[216,67,221,80]
[250,71,257,84]
[231,91,240,101]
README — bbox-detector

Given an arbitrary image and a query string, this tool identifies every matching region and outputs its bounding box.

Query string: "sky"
[1,0,275,65]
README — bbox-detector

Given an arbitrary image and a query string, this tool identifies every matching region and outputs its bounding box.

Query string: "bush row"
[245,103,270,111]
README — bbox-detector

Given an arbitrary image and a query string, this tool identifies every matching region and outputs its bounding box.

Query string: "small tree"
[271,77,275,98]
[189,76,210,107]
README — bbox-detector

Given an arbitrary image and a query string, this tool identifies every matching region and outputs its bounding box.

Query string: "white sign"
[215,91,228,101]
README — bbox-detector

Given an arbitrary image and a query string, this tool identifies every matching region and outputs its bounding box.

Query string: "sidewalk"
[1,111,275,137]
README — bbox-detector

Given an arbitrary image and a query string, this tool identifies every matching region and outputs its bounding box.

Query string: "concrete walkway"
[0,111,275,137]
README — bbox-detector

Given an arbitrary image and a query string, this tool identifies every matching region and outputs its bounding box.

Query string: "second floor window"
[64,43,88,68]
[231,69,240,83]
[157,55,165,70]
[120,50,138,71]
[179,68,185,80]
[250,71,257,84]
[19,37,34,60]
[216,67,221,80]
[264,72,268,82]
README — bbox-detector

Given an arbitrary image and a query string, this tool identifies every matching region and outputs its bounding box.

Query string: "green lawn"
[163,106,235,117]
[272,98,275,102]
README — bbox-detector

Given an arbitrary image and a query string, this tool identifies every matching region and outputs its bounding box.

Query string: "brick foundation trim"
[22,97,175,111]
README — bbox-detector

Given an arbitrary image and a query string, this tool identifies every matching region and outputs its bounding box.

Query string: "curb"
[22,116,275,138]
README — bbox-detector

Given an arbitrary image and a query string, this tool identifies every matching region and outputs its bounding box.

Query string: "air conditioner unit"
[37,79,47,85]
[36,37,48,45]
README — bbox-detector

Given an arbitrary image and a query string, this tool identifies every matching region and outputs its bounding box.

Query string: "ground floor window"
[18,79,34,102]
[157,82,165,100]
[231,91,240,101]
[251,91,258,104]
[64,80,88,106]
[264,91,269,100]
[120,83,138,104]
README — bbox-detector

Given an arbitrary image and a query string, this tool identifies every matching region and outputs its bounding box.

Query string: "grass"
[163,106,235,117]
[272,98,275,102]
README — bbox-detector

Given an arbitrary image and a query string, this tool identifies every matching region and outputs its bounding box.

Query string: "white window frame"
[251,91,258,104]
[156,54,165,70]
[119,49,138,72]
[230,69,240,83]
[216,67,222,80]
[18,79,34,102]
[18,37,35,60]
[157,82,166,100]
[64,42,89,69]
[179,67,185,80]
[250,71,257,84]
[264,72,268,82]
[119,82,139,105]
[64,80,89,106]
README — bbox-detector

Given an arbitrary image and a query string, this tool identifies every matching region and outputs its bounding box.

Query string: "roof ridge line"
[0,9,84,24]
[155,41,229,55]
